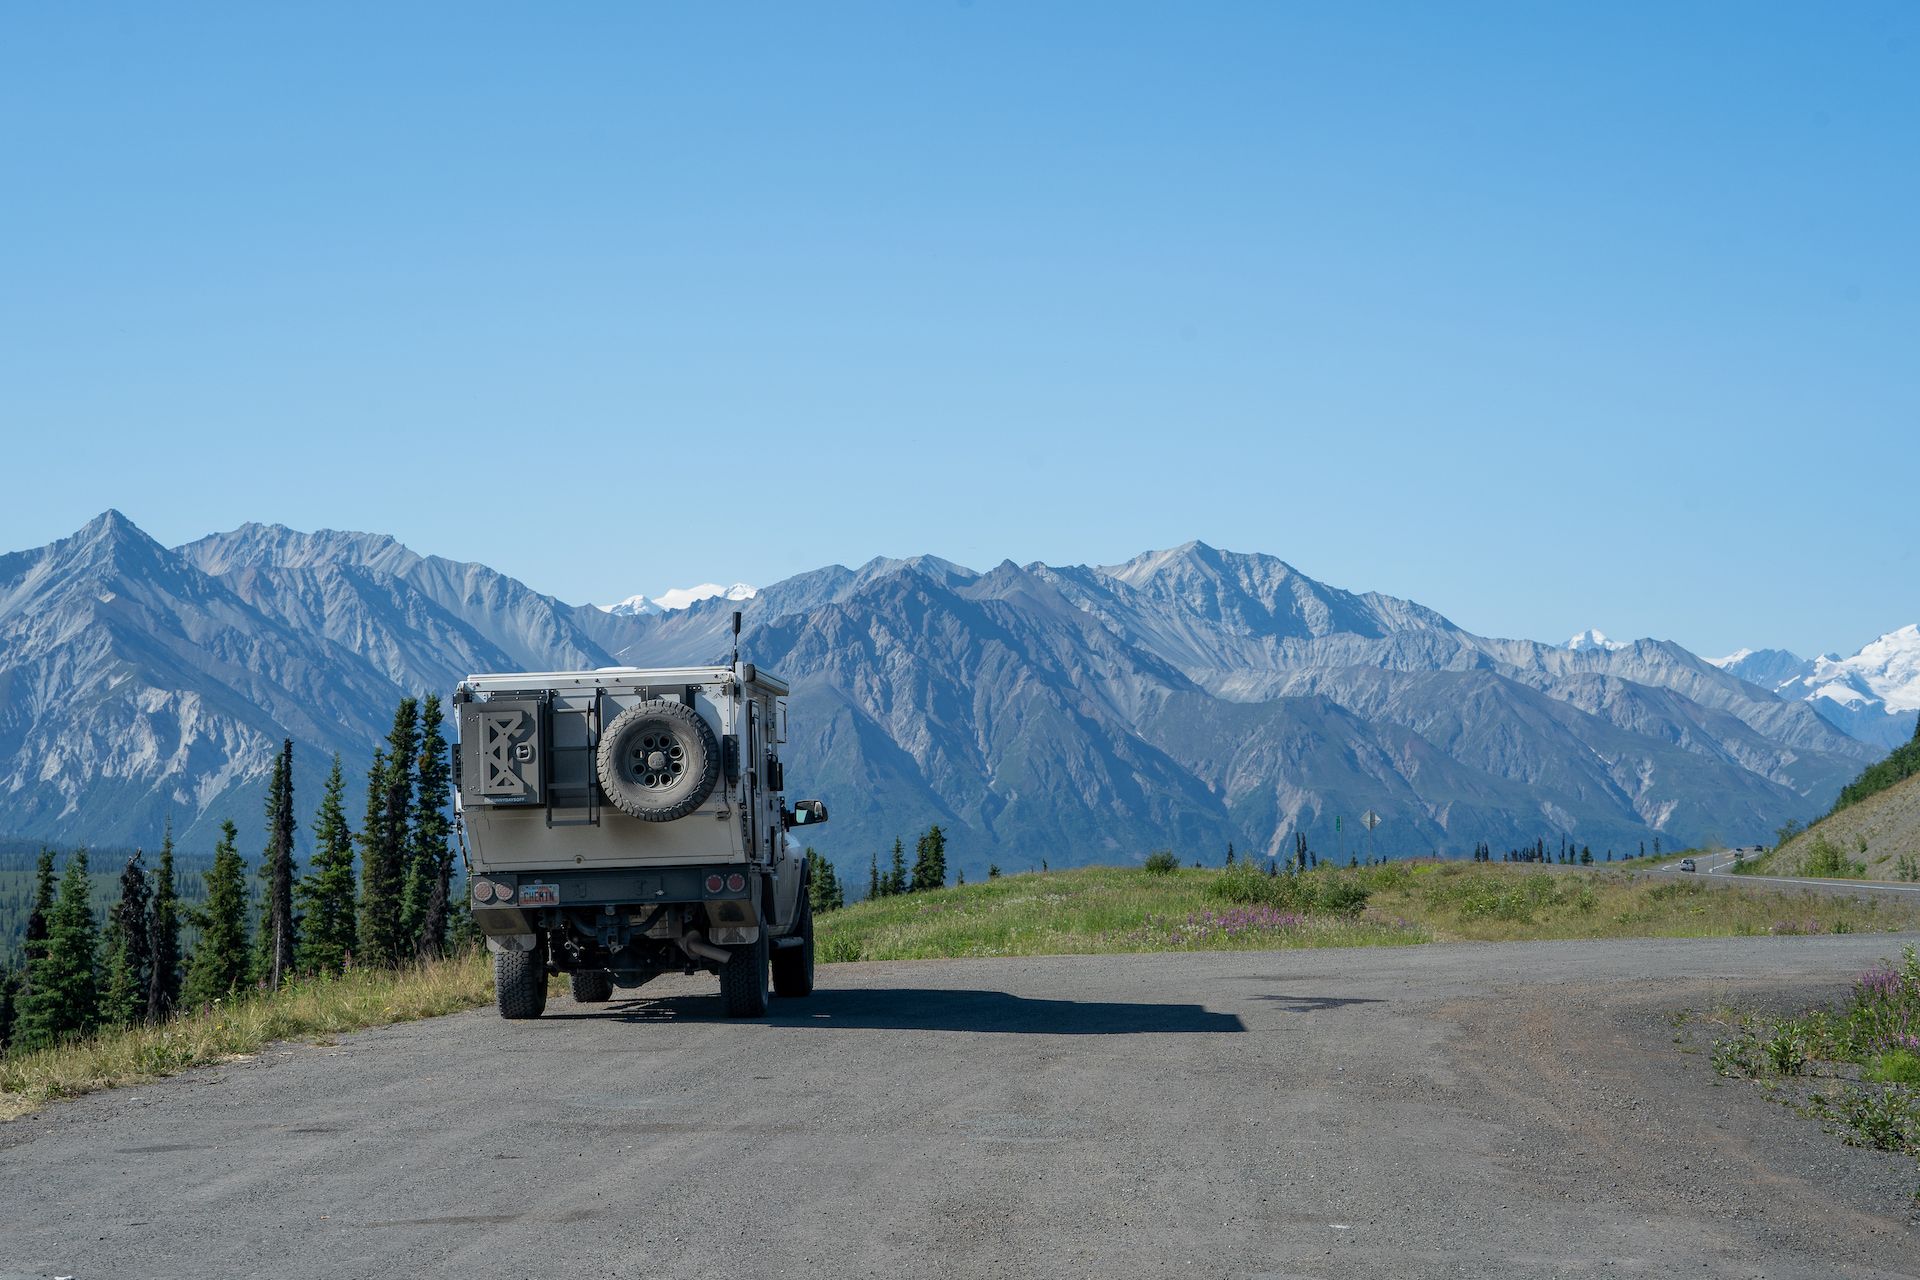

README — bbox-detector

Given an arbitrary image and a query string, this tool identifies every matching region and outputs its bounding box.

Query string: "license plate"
[518,882,559,907]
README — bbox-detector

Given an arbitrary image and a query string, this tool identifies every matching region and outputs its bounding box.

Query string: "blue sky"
[1,3,1913,658]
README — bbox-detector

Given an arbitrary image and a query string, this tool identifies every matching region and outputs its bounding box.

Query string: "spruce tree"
[885,838,908,897]
[806,849,844,914]
[184,821,252,1006]
[22,848,55,969]
[102,850,152,1027]
[1225,842,1235,867]
[257,739,298,989]
[910,825,947,893]
[360,700,419,967]
[0,966,19,1054]
[297,754,358,975]
[866,852,881,901]
[147,819,183,1021]
[407,695,454,958]
[356,746,391,964]
[14,851,101,1050]
[987,864,1001,879]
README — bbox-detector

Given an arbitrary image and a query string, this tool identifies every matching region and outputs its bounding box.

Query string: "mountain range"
[1707,631,1920,749]
[0,512,1894,878]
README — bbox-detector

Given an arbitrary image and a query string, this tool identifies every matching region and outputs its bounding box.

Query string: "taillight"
[725,873,746,893]
[494,882,515,903]
[473,879,495,902]
[705,874,725,893]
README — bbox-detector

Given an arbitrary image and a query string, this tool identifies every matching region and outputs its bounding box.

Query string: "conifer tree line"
[860,825,948,901]
[0,694,466,1057]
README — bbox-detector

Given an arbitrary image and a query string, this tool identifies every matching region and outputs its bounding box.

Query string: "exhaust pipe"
[679,932,732,965]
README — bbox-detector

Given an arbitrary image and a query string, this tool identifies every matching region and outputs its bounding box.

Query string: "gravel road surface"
[5,935,1919,1279]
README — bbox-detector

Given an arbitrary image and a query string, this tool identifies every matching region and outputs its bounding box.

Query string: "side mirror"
[790,799,829,827]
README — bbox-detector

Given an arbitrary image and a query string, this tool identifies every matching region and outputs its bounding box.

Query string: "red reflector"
[726,873,746,892]
[705,875,724,893]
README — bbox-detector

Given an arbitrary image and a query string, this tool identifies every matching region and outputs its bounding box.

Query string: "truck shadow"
[553,987,1246,1034]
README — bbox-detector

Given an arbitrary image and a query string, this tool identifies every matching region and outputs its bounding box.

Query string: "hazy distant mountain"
[0,515,1883,877]
[1710,628,1920,749]
[597,583,758,617]
[1563,629,1629,653]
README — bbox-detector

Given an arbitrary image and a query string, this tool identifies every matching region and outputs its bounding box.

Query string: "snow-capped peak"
[1564,629,1628,652]
[1813,623,1920,714]
[1705,648,1752,669]
[596,582,757,616]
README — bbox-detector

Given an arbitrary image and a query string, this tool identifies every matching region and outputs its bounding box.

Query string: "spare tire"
[596,699,721,821]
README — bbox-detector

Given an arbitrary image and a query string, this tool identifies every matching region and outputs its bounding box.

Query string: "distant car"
[1680,858,1697,873]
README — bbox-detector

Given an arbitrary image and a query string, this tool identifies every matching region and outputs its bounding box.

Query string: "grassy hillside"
[818,860,1920,962]
[1740,768,1920,882]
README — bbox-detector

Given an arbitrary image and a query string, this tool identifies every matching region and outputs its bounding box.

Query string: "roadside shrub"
[1802,835,1866,879]
[1209,861,1310,911]
[1423,869,1561,923]
[1764,1025,1812,1076]
[1808,1086,1920,1155]
[1313,877,1371,917]
[1366,862,1412,891]
[1143,849,1180,876]
[1844,946,1920,1058]
[1866,1050,1920,1087]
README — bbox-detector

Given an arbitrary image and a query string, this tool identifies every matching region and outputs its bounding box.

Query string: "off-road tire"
[569,971,613,1003]
[596,699,721,822]
[772,898,815,998]
[494,949,548,1020]
[719,929,770,1018]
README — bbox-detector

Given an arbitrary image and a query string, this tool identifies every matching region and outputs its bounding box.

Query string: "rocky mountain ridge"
[0,514,1886,876]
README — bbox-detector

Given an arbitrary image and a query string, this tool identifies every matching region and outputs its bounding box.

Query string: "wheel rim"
[625,727,687,790]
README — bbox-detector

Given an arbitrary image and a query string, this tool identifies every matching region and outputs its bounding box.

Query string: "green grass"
[0,951,495,1121]
[818,859,1920,962]
[817,864,1428,961]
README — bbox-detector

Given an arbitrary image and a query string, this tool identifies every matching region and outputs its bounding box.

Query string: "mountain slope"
[1764,771,1920,882]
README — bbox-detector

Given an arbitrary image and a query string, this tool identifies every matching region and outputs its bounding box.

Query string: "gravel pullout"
[3,935,1918,1279]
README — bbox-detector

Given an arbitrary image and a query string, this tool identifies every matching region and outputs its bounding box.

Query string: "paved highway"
[4,937,1920,1279]
[1652,851,1920,898]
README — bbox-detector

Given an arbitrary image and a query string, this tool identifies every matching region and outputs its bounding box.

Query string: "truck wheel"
[494,949,547,1020]
[569,971,613,1003]
[597,700,721,822]
[772,899,815,998]
[719,930,770,1018]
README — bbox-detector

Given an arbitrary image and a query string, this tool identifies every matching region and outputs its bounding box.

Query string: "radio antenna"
[731,610,742,670]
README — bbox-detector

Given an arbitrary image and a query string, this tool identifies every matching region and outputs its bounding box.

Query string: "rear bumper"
[469,864,754,940]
